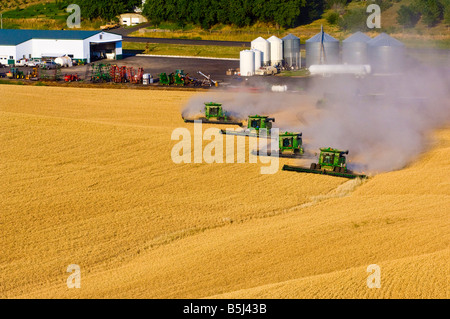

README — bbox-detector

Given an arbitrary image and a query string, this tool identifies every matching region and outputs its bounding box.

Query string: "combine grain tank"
[240,50,255,76]
[282,34,301,69]
[267,35,283,66]
[342,31,371,65]
[251,37,270,65]
[305,28,339,67]
[368,33,405,74]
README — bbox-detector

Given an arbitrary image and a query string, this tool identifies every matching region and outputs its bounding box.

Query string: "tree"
[414,0,443,27]
[325,10,340,25]
[397,5,421,28]
[441,0,450,24]
[338,8,368,31]
[75,0,141,21]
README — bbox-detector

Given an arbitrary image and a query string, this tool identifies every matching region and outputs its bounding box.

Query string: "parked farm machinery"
[197,71,218,87]
[7,67,25,79]
[38,66,62,81]
[64,74,80,82]
[183,102,242,125]
[159,70,218,87]
[282,147,367,179]
[88,63,144,84]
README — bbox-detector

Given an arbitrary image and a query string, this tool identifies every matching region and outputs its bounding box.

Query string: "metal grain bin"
[367,33,405,74]
[342,31,371,65]
[240,50,255,76]
[305,29,339,67]
[267,35,283,66]
[282,33,301,69]
[251,37,270,65]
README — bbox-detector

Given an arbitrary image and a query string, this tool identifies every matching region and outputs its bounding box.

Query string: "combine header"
[282,147,367,179]
[255,132,304,158]
[220,115,275,138]
[183,102,242,125]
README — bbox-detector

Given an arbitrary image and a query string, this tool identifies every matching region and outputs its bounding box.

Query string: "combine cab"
[282,147,367,179]
[183,102,242,125]
[254,132,304,158]
[220,115,275,138]
[279,132,304,155]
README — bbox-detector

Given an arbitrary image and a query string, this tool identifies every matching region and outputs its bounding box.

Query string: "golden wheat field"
[1,85,448,299]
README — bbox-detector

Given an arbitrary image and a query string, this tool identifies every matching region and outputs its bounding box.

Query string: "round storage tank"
[251,37,270,65]
[342,31,371,65]
[282,34,301,69]
[252,49,263,72]
[305,30,339,67]
[267,35,283,66]
[368,33,405,74]
[240,50,255,76]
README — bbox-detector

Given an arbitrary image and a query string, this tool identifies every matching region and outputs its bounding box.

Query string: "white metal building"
[119,13,148,26]
[0,29,123,65]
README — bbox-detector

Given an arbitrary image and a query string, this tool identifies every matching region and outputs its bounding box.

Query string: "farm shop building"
[0,29,123,65]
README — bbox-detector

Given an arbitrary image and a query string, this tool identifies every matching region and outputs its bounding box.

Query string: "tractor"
[282,147,367,179]
[183,102,242,125]
[64,74,80,82]
[7,67,25,79]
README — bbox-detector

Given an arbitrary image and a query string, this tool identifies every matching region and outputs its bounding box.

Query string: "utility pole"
[1,13,3,29]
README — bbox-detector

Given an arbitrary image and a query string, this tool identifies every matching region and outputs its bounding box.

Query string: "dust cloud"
[182,55,450,174]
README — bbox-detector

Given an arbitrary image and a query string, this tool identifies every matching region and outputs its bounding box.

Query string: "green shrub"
[325,10,340,25]
[397,5,421,28]
[339,8,368,32]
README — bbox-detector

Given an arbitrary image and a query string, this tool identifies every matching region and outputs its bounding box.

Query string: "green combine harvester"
[220,115,275,138]
[254,132,304,158]
[282,147,367,179]
[183,102,242,125]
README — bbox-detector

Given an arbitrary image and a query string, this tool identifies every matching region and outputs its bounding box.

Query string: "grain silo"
[305,27,339,67]
[240,50,255,76]
[342,31,371,65]
[251,37,270,65]
[252,49,263,72]
[282,33,301,69]
[267,35,283,66]
[368,33,405,74]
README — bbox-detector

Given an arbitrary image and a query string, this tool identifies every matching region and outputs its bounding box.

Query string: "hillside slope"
[1,85,449,298]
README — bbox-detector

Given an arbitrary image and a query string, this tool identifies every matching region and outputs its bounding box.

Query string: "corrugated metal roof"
[267,35,282,43]
[306,31,338,43]
[0,29,102,46]
[343,31,371,43]
[251,36,268,43]
[282,33,300,41]
[367,33,404,47]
